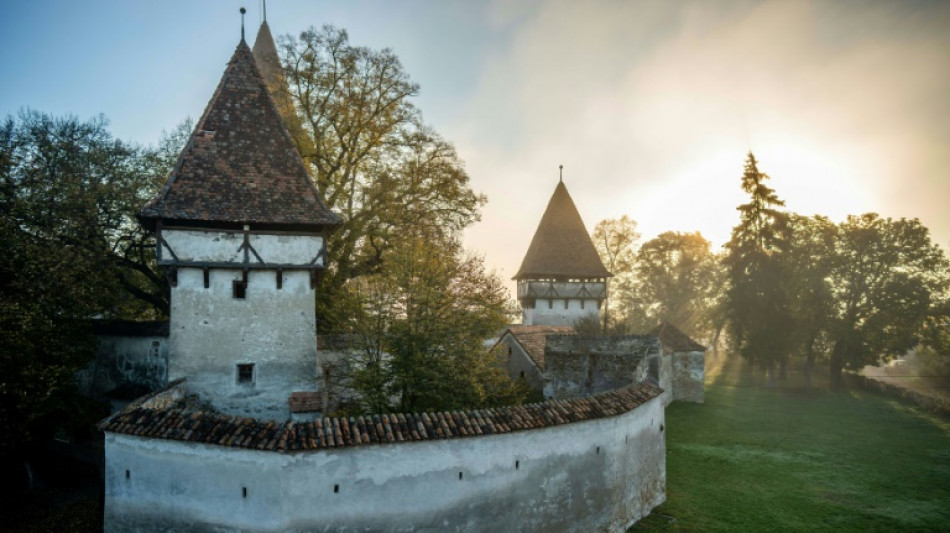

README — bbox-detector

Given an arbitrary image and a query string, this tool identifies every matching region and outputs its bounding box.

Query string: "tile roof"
[100,381,662,452]
[140,40,339,230]
[514,181,611,280]
[650,321,706,352]
[502,325,575,370]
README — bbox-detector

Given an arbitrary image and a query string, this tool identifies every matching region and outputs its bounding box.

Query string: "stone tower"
[139,37,340,419]
[514,176,610,326]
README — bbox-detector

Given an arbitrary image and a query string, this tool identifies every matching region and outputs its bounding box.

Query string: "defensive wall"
[101,380,666,532]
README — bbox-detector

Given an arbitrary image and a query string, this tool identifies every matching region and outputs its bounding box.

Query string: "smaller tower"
[514,172,611,326]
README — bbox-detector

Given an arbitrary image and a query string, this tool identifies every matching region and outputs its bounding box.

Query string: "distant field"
[631,357,950,532]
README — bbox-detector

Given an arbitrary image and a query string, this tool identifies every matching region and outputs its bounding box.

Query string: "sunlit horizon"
[2,0,948,297]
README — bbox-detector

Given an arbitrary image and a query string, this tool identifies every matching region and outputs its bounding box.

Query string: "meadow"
[631,357,950,532]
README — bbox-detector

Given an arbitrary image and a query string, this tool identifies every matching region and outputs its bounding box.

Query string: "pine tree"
[724,153,792,387]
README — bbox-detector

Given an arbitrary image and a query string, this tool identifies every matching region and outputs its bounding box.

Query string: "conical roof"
[251,21,314,163]
[514,181,611,280]
[140,40,339,230]
[251,21,281,86]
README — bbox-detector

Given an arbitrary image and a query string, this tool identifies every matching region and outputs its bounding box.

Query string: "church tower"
[514,172,610,326]
[139,36,340,419]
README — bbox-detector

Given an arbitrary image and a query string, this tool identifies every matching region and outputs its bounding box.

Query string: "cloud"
[456,0,950,292]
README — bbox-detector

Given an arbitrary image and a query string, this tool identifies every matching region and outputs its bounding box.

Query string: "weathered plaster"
[499,333,544,390]
[163,229,324,266]
[78,335,168,397]
[168,268,317,418]
[543,335,658,399]
[672,350,705,403]
[103,395,666,533]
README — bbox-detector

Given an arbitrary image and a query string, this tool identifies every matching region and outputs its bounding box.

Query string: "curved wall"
[104,395,665,532]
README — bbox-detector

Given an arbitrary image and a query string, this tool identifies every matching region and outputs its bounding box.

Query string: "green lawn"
[631,365,950,532]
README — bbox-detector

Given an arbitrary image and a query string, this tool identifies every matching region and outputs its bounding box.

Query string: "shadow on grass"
[631,355,950,532]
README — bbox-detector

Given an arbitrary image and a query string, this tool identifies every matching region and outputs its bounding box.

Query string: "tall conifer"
[725,153,792,387]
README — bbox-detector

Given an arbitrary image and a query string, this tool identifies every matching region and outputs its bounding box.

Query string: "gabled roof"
[650,320,706,352]
[140,40,339,230]
[499,325,575,370]
[514,181,611,280]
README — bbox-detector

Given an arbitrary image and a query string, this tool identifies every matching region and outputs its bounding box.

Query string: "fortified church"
[97,13,705,532]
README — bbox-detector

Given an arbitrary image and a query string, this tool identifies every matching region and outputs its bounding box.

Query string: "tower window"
[564,299,569,310]
[233,280,246,299]
[237,363,255,384]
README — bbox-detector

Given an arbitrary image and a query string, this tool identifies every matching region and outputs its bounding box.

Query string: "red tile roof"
[502,325,574,370]
[140,40,339,230]
[514,181,611,280]
[100,381,663,452]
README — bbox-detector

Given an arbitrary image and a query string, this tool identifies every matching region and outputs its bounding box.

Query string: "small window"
[233,280,246,299]
[548,299,553,309]
[581,299,585,310]
[237,363,255,384]
[564,300,569,310]
[519,370,525,379]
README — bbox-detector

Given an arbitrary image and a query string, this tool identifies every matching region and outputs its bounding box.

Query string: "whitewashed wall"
[525,298,600,327]
[103,396,666,533]
[162,229,324,266]
[168,268,317,419]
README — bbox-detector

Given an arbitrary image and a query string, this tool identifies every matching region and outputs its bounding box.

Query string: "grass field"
[631,357,950,532]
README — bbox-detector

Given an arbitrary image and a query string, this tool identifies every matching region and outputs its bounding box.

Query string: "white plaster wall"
[104,396,666,533]
[168,268,317,419]
[528,298,600,327]
[163,229,323,265]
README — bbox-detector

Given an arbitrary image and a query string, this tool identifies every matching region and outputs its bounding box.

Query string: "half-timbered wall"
[160,228,324,267]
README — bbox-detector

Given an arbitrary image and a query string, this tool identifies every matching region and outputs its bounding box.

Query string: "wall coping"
[100,381,662,452]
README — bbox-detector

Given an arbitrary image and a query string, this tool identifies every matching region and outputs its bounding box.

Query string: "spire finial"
[559,164,563,182]
[240,7,247,42]
[263,0,267,22]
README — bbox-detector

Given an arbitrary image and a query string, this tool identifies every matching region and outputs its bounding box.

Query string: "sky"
[2,0,949,294]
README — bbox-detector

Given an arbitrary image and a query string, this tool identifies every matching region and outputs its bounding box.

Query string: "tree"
[825,214,949,389]
[724,152,792,387]
[784,214,836,386]
[0,110,176,462]
[278,26,485,328]
[591,216,640,331]
[627,231,722,340]
[345,232,524,413]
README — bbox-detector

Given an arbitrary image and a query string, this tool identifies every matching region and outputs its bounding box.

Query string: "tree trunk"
[830,342,845,390]
[778,358,787,382]
[766,358,776,388]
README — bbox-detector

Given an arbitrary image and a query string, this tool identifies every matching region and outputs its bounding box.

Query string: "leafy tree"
[345,232,524,413]
[591,216,640,331]
[625,231,721,339]
[784,214,836,386]
[277,26,485,328]
[0,110,173,462]
[825,214,948,388]
[724,152,792,387]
